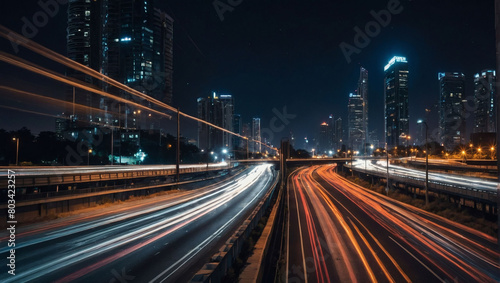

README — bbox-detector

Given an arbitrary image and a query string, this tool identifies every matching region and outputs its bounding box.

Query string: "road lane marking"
[389,236,444,282]
[293,173,308,283]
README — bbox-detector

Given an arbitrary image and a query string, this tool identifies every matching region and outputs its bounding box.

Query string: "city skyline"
[0,0,497,149]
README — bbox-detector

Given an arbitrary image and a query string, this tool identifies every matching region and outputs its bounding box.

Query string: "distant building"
[474,70,496,134]
[348,92,364,151]
[384,56,409,148]
[233,114,242,149]
[357,67,369,144]
[252,118,261,153]
[55,116,68,140]
[327,115,335,151]
[438,72,466,150]
[197,92,234,152]
[318,122,330,154]
[334,117,343,152]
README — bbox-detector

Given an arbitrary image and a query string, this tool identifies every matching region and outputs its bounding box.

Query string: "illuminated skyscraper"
[474,70,496,133]
[438,72,466,150]
[384,56,409,148]
[334,117,343,151]
[252,118,261,153]
[357,67,369,145]
[348,92,363,151]
[67,0,173,129]
[318,122,330,154]
[197,92,234,151]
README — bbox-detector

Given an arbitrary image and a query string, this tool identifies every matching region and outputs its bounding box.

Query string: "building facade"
[334,117,343,152]
[438,72,466,150]
[197,92,234,152]
[252,118,261,153]
[348,92,364,151]
[474,70,496,134]
[357,67,369,145]
[66,0,173,130]
[384,56,409,149]
[318,122,330,154]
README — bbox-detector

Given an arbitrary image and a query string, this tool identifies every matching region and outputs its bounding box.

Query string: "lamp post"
[417,120,429,205]
[12,137,19,166]
[406,136,411,157]
[87,149,92,166]
[386,143,389,195]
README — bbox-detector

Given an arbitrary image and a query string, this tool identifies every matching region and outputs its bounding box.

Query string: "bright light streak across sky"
[0,25,277,152]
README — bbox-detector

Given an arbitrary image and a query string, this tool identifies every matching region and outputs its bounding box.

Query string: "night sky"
[0,0,496,149]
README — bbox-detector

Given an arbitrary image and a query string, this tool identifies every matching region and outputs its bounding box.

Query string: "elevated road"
[0,164,277,283]
[0,163,232,189]
[350,160,497,203]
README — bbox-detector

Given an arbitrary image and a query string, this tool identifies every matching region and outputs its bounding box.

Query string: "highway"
[0,162,230,177]
[352,159,498,192]
[0,164,276,283]
[286,165,499,282]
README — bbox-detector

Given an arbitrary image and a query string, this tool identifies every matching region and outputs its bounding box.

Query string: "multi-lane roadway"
[286,165,499,282]
[352,159,498,192]
[0,164,276,283]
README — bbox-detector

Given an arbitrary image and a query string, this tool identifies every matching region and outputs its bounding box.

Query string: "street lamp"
[406,136,411,156]
[417,119,429,205]
[491,146,495,160]
[12,137,19,166]
[385,143,389,195]
[88,149,92,166]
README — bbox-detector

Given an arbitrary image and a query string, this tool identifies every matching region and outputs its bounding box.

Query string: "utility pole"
[386,142,389,196]
[176,108,180,186]
[111,127,114,165]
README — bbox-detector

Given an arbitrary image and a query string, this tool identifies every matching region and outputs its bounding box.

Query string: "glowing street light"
[12,137,19,166]
[87,149,92,166]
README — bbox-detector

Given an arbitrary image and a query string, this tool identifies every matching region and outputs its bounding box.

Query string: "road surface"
[0,164,277,283]
[286,165,499,282]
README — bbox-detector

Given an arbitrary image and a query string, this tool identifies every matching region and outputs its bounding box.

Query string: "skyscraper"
[357,67,369,145]
[66,0,105,126]
[252,118,261,153]
[67,0,173,129]
[438,72,466,150]
[348,92,363,151]
[197,92,234,151]
[327,114,335,151]
[334,117,343,152]
[384,56,409,149]
[233,114,242,149]
[318,122,330,154]
[474,70,496,133]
